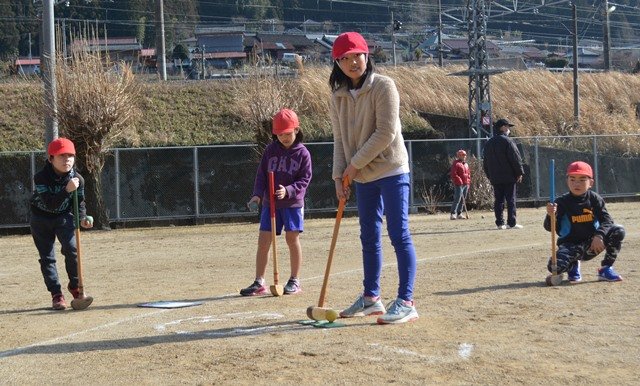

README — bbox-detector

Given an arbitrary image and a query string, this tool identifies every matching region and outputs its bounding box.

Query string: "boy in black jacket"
[544,161,624,283]
[30,138,94,310]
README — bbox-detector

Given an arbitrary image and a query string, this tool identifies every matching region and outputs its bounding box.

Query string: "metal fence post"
[593,135,599,193]
[407,141,416,212]
[534,137,540,201]
[194,147,200,218]
[115,149,121,221]
[30,151,36,194]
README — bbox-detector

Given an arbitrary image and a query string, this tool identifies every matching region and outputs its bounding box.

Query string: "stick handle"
[550,159,557,274]
[318,177,350,307]
[73,190,85,294]
[268,171,279,285]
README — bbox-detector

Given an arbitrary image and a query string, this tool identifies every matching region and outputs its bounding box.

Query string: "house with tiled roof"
[70,37,142,64]
[193,27,247,70]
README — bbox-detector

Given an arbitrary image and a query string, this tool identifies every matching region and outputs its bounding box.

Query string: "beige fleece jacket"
[330,73,408,183]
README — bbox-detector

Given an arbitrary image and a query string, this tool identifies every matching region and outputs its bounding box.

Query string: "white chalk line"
[0,308,169,359]
[0,242,540,358]
[369,342,475,363]
[154,312,284,332]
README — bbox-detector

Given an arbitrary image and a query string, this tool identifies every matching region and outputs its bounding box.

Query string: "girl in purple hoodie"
[240,109,312,296]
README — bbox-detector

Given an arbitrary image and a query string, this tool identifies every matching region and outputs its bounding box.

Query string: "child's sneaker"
[239,280,268,296]
[377,298,419,325]
[339,294,386,318]
[52,293,67,310]
[283,278,302,295]
[456,214,465,219]
[568,261,582,283]
[68,283,81,299]
[450,213,456,220]
[597,266,623,282]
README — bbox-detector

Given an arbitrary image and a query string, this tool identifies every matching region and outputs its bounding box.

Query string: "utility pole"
[603,0,613,71]
[437,0,443,66]
[201,45,205,80]
[391,12,397,66]
[156,0,167,80]
[62,18,67,62]
[572,2,579,124]
[42,0,58,147]
[28,33,32,59]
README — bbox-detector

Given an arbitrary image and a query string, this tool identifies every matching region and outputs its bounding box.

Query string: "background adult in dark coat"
[482,119,525,229]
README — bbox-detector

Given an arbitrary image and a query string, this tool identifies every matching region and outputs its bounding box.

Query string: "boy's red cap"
[566,161,592,178]
[272,108,299,135]
[47,138,76,156]
[332,32,369,60]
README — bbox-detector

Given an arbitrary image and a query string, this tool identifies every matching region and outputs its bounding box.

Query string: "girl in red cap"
[544,161,625,283]
[329,32,418,324]
[30,138,94,310]
[240,109,312,296]
[450,149,471,220]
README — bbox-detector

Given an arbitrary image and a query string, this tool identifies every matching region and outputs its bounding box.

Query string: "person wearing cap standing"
[240,108,312,296]
[450,149,471,220]
[329,31,419,325]
[543,161,625,283]
[30,137,94,310]
[482,118,525,229]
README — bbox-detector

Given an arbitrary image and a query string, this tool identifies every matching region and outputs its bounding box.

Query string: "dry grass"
[3,66,640,153]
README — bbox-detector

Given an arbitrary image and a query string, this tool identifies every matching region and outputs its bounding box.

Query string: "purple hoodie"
[252,141,312,209]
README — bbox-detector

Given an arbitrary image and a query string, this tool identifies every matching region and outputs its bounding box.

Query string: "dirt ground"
[1,202,638,385]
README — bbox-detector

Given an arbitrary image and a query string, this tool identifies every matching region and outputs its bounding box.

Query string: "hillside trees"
[0,3,19,59]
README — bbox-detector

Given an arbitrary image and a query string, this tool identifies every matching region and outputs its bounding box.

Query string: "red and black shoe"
[52,293,67,310]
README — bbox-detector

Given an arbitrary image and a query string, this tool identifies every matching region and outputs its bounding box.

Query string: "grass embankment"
[2,66,639,152]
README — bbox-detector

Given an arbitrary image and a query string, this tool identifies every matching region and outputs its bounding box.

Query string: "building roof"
[70,37,142,52]
[256,33,315,48]
[197,34,244,53]
[443,38,500,53]
[195,25,245,35]
[16,58,40,66]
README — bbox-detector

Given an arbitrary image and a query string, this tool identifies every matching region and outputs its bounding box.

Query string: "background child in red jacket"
[450,149,471,220]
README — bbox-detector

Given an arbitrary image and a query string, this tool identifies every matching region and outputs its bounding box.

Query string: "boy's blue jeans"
[355,173,417,302]
[547,224,625,273]
[30,212,78,295]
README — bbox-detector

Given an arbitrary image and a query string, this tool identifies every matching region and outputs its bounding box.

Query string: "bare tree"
[230,65,304,157]
[47,45,141,229]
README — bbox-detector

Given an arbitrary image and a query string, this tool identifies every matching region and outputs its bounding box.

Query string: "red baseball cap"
[332,32,369,60]
[47,138,76,156]
[566,161,593,178]
[272,108,299,135]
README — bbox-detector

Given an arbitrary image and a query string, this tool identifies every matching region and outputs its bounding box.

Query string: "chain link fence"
[2,135,639,228]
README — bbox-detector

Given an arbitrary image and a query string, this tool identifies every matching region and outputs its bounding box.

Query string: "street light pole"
[156,0,167,81]
[437,0,443,66]
[572,2,579,124]
[42,0,58,147]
